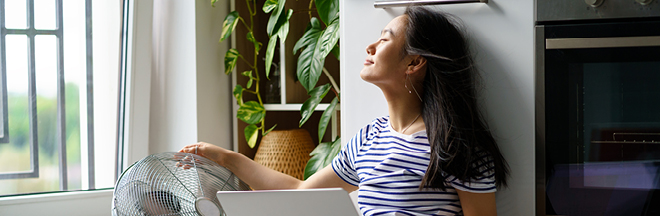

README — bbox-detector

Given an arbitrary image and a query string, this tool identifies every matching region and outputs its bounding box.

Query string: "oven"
[535,0,660,215]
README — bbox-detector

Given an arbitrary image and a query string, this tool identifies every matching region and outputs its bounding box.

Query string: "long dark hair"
[403,7,509,190]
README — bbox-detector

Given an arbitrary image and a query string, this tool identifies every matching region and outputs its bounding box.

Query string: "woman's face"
[360,15,410,87]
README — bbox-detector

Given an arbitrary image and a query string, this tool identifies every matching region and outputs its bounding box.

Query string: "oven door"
[536,21,660,216]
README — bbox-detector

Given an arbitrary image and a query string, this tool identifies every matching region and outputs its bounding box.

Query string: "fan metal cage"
[112,152,250,216]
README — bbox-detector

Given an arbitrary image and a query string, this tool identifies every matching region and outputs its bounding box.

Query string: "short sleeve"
[331,125,368,186]
[448,157,497,193]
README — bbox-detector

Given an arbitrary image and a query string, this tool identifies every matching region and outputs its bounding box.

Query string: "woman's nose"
[366,42,376,55]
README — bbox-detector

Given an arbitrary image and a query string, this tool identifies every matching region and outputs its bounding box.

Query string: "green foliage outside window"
[0,83,83,195]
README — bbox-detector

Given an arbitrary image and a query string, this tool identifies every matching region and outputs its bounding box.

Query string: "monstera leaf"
[299,84,331,127]
[262,0,278,13]
[293,17,339,93]
[265,9,293,79]
[318,96,338,142]
[266,0,286,36]
[315,0,339,26]
[304,138,342,180]
[331,45,339,60]
[278,9,292,41]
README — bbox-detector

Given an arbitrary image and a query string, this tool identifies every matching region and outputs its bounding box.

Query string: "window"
[0,0,121,195]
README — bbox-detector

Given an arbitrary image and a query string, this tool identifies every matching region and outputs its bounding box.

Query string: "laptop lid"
[216,188,360,216]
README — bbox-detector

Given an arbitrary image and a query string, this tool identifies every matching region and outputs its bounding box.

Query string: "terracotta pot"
[253,129,316,180]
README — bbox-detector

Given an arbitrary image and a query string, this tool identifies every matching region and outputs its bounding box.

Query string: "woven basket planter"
[253,129,316,180]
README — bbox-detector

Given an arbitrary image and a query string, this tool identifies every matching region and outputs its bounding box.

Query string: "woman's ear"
[407,55,427,75]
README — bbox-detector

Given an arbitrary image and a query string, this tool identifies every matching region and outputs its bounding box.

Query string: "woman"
[180,6,509,216]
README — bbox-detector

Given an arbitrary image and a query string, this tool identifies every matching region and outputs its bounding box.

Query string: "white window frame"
[0,0,152,214]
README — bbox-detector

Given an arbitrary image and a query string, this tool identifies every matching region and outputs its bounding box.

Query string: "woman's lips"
[364,59,374,65]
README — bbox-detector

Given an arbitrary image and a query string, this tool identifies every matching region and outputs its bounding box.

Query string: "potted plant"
[215,0,341,180]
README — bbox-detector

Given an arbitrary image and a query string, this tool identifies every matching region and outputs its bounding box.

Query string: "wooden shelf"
[263,103,339,111]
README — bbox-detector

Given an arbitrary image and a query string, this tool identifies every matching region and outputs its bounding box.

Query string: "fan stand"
[195,197,221,216]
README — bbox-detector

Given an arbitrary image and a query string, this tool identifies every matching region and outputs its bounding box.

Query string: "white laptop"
[216,188,360,216]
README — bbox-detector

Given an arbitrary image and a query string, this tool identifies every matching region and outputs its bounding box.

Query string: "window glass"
[91,0,120,189]
[34,34,60,193]
[0,35,30,177]
[0,1,121,196]
[4,0,27,29]
[63,0,86,191]
[34,0,57,30]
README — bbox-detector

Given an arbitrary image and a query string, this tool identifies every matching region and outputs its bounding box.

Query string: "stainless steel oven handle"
[546,36,660,49]
[374,0,487,8]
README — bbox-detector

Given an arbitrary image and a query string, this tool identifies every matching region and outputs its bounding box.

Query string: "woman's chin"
[361,68,386,83]
[360,73,376,84]
[359,69,369,81]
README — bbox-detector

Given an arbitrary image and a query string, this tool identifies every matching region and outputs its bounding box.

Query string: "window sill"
[0,189,113,216]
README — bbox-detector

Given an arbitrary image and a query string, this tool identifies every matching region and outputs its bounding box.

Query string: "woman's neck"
[382,86,425,135]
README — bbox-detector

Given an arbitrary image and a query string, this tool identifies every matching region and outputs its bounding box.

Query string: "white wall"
[194,0,234,151]
[340,1,535,215]
[149,0,233,154]
[150,0,199,153]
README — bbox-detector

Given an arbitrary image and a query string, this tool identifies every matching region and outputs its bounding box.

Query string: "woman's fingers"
[178,143,205,155]
[178,145,191,153]
[174,152,207,170]
[176,142,225,166]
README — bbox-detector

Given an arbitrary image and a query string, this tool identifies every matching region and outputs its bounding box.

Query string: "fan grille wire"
[192,154,205,198]
[112,152,251,216]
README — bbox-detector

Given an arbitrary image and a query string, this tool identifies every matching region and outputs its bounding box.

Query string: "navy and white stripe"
[332,116,496,216]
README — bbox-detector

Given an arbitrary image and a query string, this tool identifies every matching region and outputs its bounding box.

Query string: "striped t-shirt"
[332,116,496,216]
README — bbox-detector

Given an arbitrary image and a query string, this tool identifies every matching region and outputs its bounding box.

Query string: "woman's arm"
[456,190,497,216]
[179,142,357,192]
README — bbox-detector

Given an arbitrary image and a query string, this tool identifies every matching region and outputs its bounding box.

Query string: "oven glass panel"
[545,46,660,216]
[581,62,660,190]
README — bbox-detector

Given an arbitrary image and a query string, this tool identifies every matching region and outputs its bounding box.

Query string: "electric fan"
[112,152,251,216]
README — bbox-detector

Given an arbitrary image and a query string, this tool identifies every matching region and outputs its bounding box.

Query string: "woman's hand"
[178,142,230,167]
